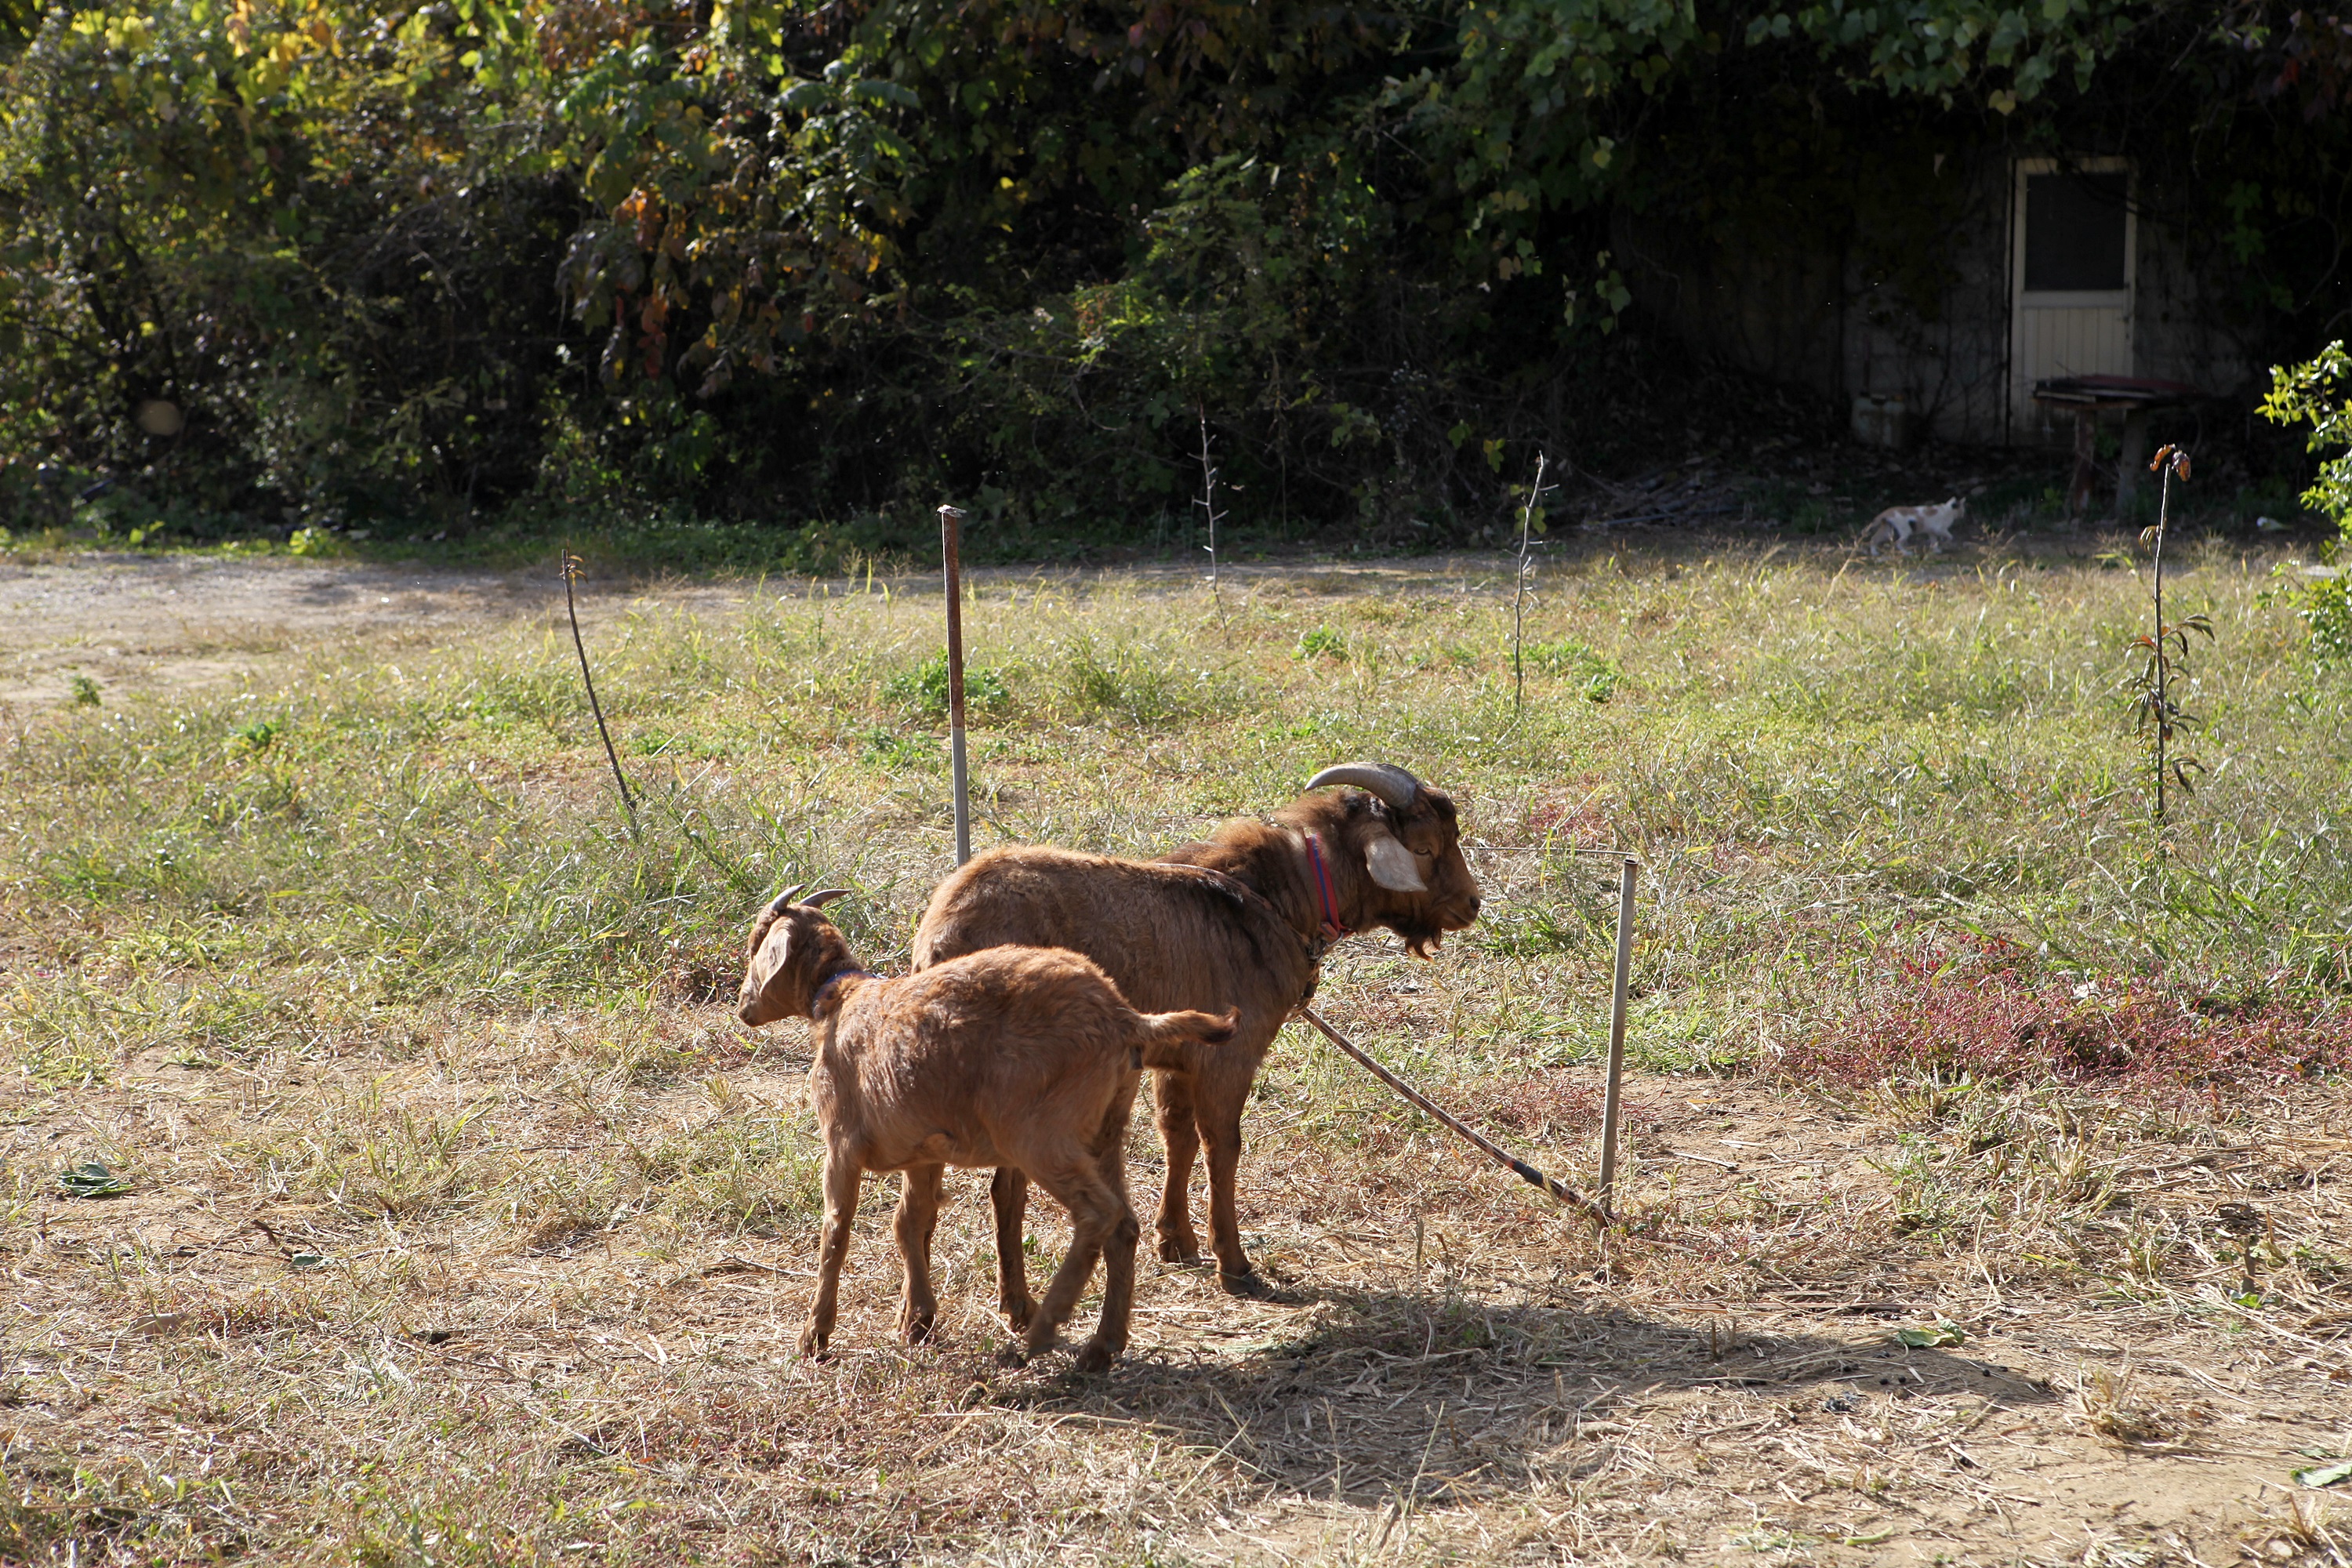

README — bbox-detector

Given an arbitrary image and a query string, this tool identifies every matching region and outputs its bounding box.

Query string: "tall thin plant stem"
[1513,453,1551,716]
[1196,411,1223,606]
[2151,467,2172,823]
[561,553,635,831]
[2132,445,2205,832]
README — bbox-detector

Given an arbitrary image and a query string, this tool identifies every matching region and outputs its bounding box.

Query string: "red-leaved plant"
[1786,946,2347,1094]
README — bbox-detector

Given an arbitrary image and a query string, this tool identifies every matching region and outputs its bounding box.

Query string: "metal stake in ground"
[938,504,972,866]
[1298,1007,1610,1228]
[1596,855,1638,1213]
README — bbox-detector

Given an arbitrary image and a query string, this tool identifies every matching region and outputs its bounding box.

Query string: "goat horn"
[1305,763,1424,812]
[768,883,807,914]
[804,887,854,908]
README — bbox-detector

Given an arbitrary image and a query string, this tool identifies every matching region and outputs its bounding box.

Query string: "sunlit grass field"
[4,539,2350,1563]
[11,539,2347,1044]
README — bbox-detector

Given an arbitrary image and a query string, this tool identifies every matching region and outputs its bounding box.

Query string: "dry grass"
[2,535,2350,1563]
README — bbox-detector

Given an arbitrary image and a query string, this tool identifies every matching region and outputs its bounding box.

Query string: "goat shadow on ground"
[983,1283,2055,1508]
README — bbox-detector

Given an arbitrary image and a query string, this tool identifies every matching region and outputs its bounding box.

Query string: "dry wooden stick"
[561,552,635,829]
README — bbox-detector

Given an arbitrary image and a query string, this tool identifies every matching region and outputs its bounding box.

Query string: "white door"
[2009,157,2135,443]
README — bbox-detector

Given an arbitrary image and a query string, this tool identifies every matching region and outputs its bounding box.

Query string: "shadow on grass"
[987,1283,2054,1508]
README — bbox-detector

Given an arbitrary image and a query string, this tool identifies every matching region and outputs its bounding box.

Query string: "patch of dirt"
[0,537,2122,717]
[9,1029,2351,1563]
[0,555,552,710]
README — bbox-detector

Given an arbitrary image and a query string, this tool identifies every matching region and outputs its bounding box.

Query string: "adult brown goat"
[737,887,1238,1372]
[913,762,1480,1300]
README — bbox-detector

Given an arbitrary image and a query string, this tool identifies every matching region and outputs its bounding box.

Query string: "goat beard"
[1388,916,1446,958]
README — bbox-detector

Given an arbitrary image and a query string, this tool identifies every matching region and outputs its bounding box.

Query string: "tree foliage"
[1,0,2347,544]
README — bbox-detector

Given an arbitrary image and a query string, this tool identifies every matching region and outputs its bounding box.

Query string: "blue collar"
[810,968,877,1019]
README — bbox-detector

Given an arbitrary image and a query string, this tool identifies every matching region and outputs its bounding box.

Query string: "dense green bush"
[2,2,2348,545]
[0,3,575,533]
[2262,342,2352,659]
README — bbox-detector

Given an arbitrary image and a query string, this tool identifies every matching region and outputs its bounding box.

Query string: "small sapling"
[1512,454,1555,716]
[2127,446,2209,823]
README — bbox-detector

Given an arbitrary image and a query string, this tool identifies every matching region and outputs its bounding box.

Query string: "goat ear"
[749,924,794,997]
[1363,832,1428,893]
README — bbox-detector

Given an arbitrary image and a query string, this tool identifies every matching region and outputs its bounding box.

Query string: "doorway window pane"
[2024,172,2127,292]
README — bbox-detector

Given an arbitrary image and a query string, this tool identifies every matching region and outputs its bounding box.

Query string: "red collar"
[1305,833,1351,943]
[810,968,876,1020]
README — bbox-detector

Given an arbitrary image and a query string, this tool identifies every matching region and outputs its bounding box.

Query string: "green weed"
[885,652,1010,717]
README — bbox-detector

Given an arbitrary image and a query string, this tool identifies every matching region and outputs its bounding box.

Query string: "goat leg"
[1019,1165,1118,1364]
[894,1163,945,1345]
[1152,1073,1205,1265]
[1075,1204,1142,1376]
[801,1150,862,1358]
[989,1167,1036,1330]
[1200,1115,1272,1297]
[1075,1104,1142,1375]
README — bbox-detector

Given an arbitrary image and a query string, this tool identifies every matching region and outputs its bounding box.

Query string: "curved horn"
[1305,763,1424,813]
[768,883,807,915]
[804,887,854,908]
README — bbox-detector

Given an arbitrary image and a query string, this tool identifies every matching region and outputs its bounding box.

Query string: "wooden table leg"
[2067,409,2097,518]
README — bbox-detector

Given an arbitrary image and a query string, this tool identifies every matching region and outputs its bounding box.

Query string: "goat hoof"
[797,1327,832,1359]
[900,1312,935,1346]
[995,1345,1030,1370]
[1073,1342,1116,1377]
[1001,1296,1037,1332]
[1218,1268,1276,1300]
[1157,1236,1202,1266]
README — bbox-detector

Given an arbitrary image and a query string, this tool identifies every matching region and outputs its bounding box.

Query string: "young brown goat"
[736,887,1237,1374]
[913,762,1481,1301]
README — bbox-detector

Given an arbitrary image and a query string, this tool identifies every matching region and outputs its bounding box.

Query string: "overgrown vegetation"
[2,2,2348,549]
[7,542,2345,1054]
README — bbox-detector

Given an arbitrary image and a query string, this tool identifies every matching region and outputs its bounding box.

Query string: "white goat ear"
[1363,833,1428,893]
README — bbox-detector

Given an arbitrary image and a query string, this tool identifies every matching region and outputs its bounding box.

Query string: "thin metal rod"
[1596,855,1637,1212]
[939,505,971,866]
[1298,1007,1610,1227]
[561,552,635,829]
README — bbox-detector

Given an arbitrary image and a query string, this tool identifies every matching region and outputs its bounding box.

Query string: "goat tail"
[1134,1006,1240,1069]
